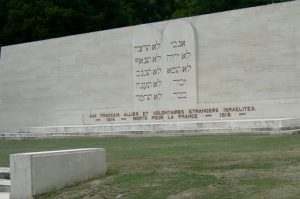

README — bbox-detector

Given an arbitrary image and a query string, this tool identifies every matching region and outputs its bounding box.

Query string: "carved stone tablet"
[132,25,163,109]
[162,21,197,108]
[132,21,197,109]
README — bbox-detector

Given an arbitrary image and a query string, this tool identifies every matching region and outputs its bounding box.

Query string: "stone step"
[0,179,10,192]
[0,192,10,199]
[0,168,10,180]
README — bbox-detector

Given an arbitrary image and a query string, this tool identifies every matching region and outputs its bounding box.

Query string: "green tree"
[172,0,293,18]
[0,0,294,46]
[1,0,105,45]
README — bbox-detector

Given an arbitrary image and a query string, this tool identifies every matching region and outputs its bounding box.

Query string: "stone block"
[10,148,106,199]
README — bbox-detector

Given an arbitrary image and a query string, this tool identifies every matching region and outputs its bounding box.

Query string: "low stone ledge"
[0,118,299,139]
[10,148,106,199]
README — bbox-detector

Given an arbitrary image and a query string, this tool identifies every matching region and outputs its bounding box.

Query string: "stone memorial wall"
[0,1,299,136]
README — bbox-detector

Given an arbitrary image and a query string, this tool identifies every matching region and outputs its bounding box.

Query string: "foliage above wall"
[0,0,293,46]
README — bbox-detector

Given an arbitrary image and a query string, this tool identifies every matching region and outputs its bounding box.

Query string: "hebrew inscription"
[133,25,163,108]
[133,21,197,109]
[163,21,197,106]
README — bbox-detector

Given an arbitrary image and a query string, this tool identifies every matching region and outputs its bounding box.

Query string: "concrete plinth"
[10,148,106,199]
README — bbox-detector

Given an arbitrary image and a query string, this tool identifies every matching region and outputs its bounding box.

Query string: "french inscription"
[85,106,257,124]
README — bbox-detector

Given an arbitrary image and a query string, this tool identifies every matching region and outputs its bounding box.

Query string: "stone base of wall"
[0,118,299,139]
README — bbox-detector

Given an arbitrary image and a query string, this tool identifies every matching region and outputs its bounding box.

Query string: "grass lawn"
[1,134,300,198]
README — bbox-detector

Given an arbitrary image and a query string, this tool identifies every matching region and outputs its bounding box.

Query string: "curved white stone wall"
[0,1,299,134]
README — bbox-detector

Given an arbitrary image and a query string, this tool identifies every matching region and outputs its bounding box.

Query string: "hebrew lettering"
[133,21,197,109]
